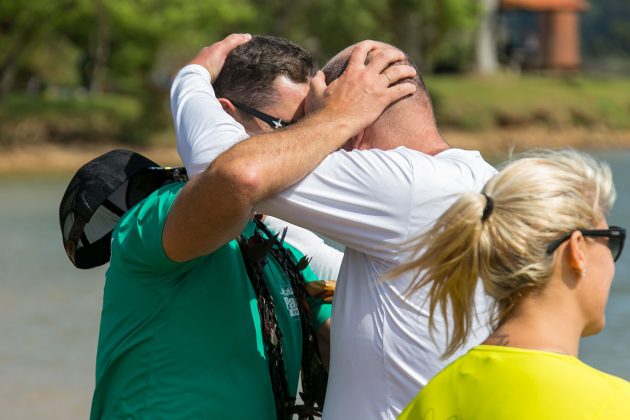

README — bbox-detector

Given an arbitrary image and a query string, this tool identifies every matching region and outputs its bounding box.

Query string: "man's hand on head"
[175,39,417,253]
[188,33,252,82]
[305,41,417,136]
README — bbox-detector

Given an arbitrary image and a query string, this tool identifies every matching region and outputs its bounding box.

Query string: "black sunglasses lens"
[608,228,625,262]
[609,237,620,261]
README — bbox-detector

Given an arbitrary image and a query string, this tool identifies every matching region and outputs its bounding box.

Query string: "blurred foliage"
[582,0,630,58]
[259,0,480,70]
[0,0,479,96]
[1,0,257,97]
[0,0,481,145]
[1,1,629,147]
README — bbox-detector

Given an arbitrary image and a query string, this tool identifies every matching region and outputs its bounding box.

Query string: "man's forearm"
[207,108,356,205]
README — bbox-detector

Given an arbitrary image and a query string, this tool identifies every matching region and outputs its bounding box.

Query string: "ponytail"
[390,149,615,359]
[391,192,490,358]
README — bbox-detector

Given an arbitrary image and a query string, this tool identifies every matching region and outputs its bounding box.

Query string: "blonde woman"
[396,149,630,419]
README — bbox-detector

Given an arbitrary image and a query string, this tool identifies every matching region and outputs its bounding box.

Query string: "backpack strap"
[252,218,328,420]
[238,231,294,420]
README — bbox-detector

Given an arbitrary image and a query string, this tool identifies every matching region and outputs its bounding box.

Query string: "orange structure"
[501,0,589,70]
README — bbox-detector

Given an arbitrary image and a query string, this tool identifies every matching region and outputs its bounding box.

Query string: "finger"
[308,71,327,101]
[203,33,252,80]
[382,64,417,85]
[218,33,252,53]
[366,47,407,74]
[384,82,417,102]
[346,40,380,70]
[305,71,327,114]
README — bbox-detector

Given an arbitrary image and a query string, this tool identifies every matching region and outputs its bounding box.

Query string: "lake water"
[1,151,630,419]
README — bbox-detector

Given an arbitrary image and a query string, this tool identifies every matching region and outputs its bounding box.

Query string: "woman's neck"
[483,299,584,357]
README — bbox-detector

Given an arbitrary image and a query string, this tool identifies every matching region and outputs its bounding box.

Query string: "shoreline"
[444,128,630,159]
[2,128,630,175]
[0,144,182,176]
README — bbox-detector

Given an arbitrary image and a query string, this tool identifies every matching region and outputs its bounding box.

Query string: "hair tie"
[481,193,494,222]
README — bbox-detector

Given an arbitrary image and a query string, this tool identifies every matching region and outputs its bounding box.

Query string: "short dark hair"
[213,35,318,109]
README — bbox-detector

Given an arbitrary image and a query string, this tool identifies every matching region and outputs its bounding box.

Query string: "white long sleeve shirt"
[170,64,343,281]
[171,64,497,419]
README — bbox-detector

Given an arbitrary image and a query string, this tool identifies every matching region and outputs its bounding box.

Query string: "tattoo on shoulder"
[489,332,510,346]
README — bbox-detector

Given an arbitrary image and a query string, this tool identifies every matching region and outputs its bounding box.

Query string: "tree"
[476,0,499,73]
[258,0,480,70]
[0,0,76,95]
[582,0,630,58]
[387,0,480,70]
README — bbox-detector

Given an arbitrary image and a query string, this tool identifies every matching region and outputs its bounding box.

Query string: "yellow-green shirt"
[400,345,630,420]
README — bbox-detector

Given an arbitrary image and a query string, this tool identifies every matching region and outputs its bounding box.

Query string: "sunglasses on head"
[546,225,626,262]
[230,101,295,129]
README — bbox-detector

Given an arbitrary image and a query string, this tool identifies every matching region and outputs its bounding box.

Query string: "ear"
[218,98,238,117]
[567,230,587,275]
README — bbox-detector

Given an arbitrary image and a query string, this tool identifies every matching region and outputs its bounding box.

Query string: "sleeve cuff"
[178,63,212,83]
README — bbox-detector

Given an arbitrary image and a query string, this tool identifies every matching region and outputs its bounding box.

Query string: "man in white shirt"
[172,35,494,419]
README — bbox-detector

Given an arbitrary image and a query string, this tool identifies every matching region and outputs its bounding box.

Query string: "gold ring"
[383,71,392,84]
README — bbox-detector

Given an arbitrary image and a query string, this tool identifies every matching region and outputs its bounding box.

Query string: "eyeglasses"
[231,101,295,129]
[546,225,626,262]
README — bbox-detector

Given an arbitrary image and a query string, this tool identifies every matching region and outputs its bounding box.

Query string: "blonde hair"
[391,149,616,358]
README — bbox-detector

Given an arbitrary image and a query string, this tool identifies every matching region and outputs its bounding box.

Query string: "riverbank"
[2,128,630,175]
[0,144,181,176]
[444,127,630,157]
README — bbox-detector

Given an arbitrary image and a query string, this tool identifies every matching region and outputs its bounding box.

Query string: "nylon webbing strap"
[238,232,293,420]
[253,219,327,420]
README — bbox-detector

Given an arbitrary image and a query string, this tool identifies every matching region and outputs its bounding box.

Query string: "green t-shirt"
[90,182,331,420]
[399,345,630,420]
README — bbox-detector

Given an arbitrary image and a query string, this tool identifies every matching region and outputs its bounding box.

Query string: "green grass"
[426,74,630,131]
[1,75,629,147]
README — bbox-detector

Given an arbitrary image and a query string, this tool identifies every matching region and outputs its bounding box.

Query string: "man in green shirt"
[90,34,415,419]
[91,181,330,419]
